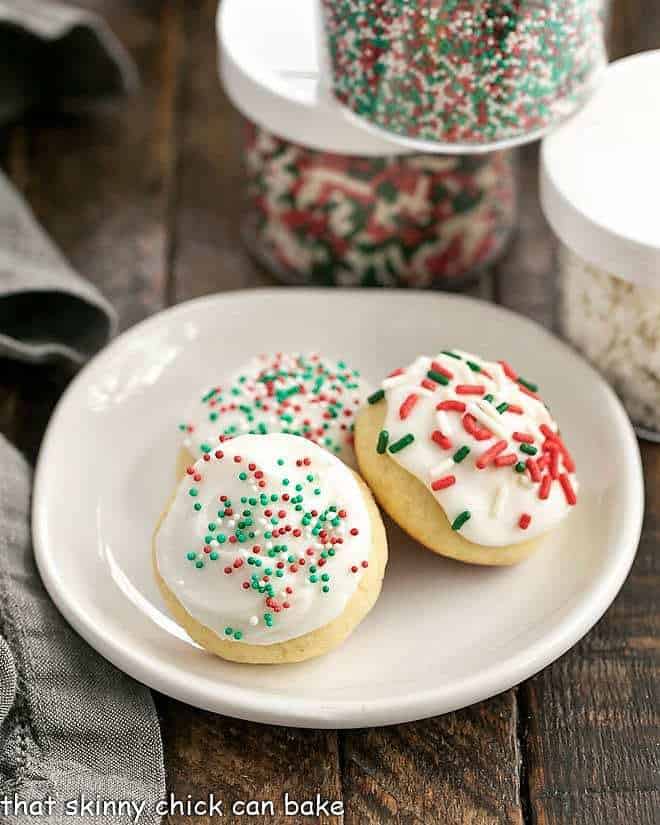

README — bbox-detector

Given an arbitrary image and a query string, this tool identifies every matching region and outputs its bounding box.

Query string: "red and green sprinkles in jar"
[244,122,516,287]
[320,0,605,146]
[182,451,368,640]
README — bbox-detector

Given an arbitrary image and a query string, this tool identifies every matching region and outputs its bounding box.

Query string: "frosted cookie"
[154,433,387,663]
[354,350,578,566]
[177,353,369,474]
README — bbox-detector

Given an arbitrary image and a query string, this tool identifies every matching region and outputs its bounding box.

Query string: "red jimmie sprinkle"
[506,404,524,414]
[549,445,560,479]
[430,361,453,380]
[431,429,452,450]
[559,473,577,506]
[436,400,466,412]
[431,474,456,491]
[526,458,541,483]
[494,453,517,467]
[518,513,532,530]
[463,413,492,442]
[512,431,534,443]
[388,367,405,378]
[539,475,552,500]
[455,384,486,395]
[476,440,507,469]
[399,393,420,420]
[420,378,437,391]
[498,360,518,381]
[518,384,540,400]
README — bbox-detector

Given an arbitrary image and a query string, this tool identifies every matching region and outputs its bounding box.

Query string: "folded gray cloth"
[0,172,118,366]
[0,438,165,824]
[0,0,138,122]
[0,3,165,821]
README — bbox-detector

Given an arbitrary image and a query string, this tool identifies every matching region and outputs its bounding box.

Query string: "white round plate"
[33,290,644,728]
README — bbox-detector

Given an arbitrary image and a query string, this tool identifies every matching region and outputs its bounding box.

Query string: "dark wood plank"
[171,0,275,301]
[159,697,343,825]
[10,0,183,330]
[496,6,660,824]
[342,694,524,825]
[0,0,183,460]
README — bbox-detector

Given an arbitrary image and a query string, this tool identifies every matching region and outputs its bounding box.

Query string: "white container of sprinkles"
[218,0,518,289]
[541,51,660,441]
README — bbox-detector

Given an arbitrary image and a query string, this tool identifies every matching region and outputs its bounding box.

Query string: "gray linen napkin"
[0,3,165,822]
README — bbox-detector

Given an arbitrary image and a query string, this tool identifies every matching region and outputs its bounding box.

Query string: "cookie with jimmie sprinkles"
[354,350,578,566]
[177,353,369,475]
[154,433,387,663]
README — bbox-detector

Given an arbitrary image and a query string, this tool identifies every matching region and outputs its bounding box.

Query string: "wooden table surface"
[1,2,658,823]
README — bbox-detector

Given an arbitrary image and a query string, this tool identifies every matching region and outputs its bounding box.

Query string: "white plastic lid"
[541,50,660,288]
[218,0,403,156]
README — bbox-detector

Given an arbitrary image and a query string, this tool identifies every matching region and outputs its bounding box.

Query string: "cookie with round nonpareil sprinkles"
[154,433,387,663]
[177,353,370,474]
[354,350,578,566]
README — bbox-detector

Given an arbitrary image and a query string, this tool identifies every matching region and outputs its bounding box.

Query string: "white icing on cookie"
[377,350,578,547]
[156,434,372,645]
[179,353,369,468]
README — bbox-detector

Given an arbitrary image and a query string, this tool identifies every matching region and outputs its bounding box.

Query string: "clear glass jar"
[559,245,660,440]
[319,0,608,151]
[242,121,517,289]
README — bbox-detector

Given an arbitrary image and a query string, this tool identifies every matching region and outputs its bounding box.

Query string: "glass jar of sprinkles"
[242,120,517,289]
[319,0,608,151]
[541,52,660,441]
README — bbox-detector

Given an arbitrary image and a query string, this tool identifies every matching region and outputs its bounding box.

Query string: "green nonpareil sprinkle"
[496,402,509,414]
[376,430,389,454]
[427,370,449,386]
[520,443,538,456]
[453,445,470,463]
[518,377,539,393]
[515,461,527,473]
[389,433,415,453]
[451,511,471,531]
[368,389,385,404]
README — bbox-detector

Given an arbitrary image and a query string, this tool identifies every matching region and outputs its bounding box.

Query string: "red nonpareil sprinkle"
[203,453,210,462]
[431,475,456,491]
[233,558,243,568]
[559,473,577,505]
[526,458,541,483]
[436,400,466,412]
[498,360,518,381]
[399,393,420,420]
[519,513,532,530]
[388,367,405,378]
[214,450,224,459]
[539,475,552,500]
[350,528,359,536]
[512,432,534,443]
[456,384,486,395]
[476,440,507,469]
[361,560,369,568]
[351,565,358,573]
[494,453,517,467]
[193,473,201,482]
[233,455,242,463]
[223,566,232,574]
[420,378,437,391]
[506,404,524,414]
[430,361,453,380]
[186,467,194,475]
[431,429,452,450]
[242,581,250,590]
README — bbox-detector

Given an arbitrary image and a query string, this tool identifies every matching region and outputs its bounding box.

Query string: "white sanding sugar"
[560,244,660,434]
